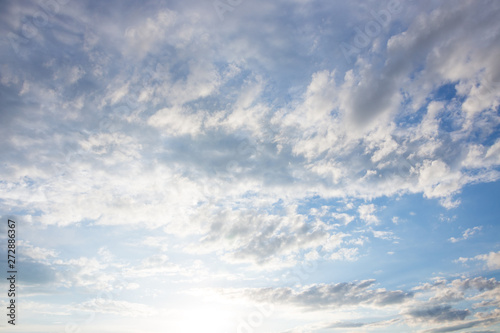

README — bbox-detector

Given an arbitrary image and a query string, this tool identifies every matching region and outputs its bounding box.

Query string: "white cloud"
[148,106,205,137]
[358,204,379,225]
[19,241,58,261]
[463,140,500,169]
[449,226,482,243]
[417,159,462,199]
[332,212,355,225]
[330,247,359,261]
[371,229,398,241]
[457,251,500,271]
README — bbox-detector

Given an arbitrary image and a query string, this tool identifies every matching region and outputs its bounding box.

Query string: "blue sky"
[1,0,500,332]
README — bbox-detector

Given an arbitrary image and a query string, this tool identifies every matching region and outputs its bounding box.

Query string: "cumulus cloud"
[406,276,500,330]
[456,251,500,271]
[358,204,379,225]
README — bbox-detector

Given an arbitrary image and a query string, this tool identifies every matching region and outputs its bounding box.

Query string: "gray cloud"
[408,305,470,322]
[421,319,498,333]
[232,279,413,309]
[322,318,401,329]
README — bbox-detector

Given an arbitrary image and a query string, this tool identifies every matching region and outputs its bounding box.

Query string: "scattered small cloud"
[358,204,380,225]
[449,226,482,243]
[456,251,500,270]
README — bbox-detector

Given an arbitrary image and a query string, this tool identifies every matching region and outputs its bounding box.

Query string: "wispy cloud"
[449,226,482,243]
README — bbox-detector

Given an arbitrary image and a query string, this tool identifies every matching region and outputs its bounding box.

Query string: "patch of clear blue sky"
[292,178,500,290]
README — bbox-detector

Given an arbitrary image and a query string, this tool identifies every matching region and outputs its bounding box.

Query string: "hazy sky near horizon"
[1,0,500,332]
